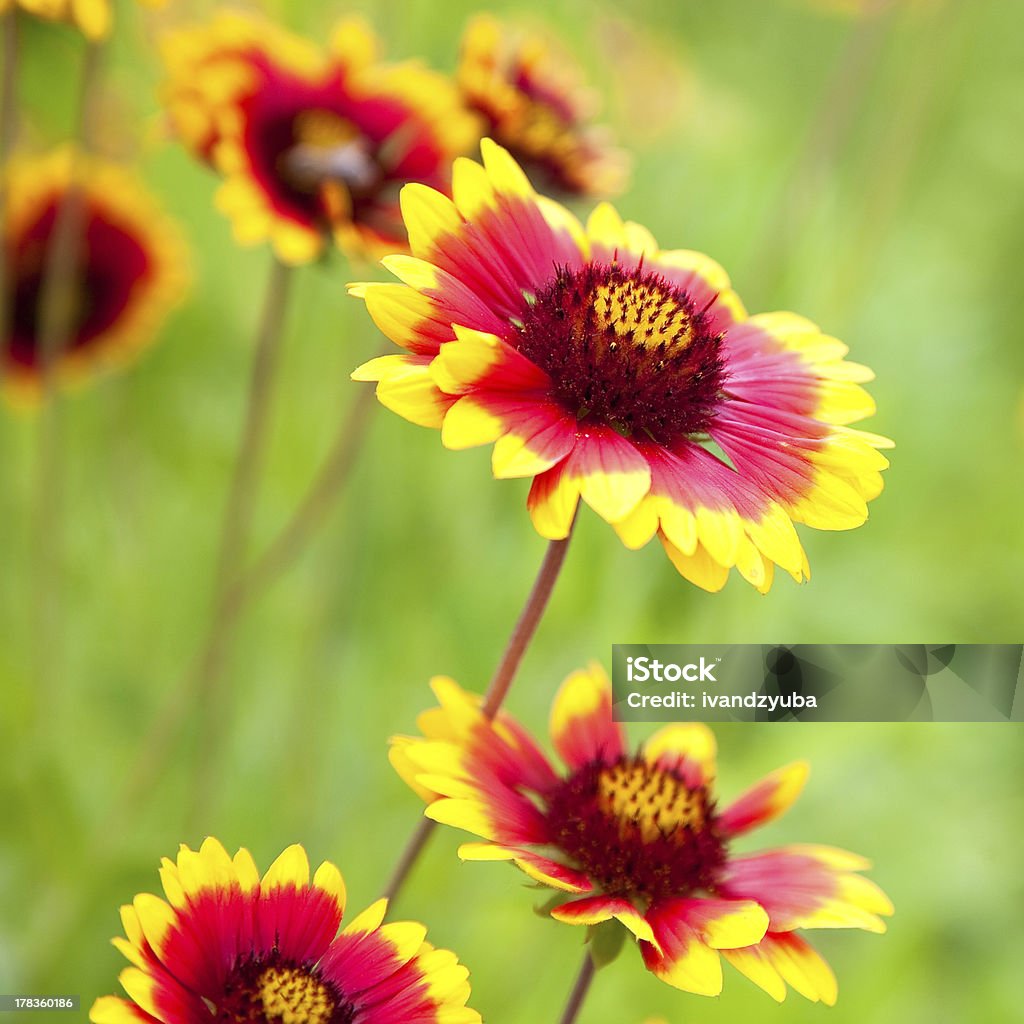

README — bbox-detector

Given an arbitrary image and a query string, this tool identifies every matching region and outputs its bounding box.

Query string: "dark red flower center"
[470,99,580,195]
[240,74,409,241]
[460,41,591,195]
[513,262,727,444]
[250,101,380,223]
[5,197,152,370]
[544,756,727,902]
[216,952,353,1024]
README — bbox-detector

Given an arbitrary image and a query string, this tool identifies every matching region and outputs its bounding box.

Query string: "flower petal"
[550,895,656,944]
[549,664,624,770]
[723,932,838,1005]
[669,898,770,950]
[639,904,723,996]
[568,428,651,525]
[642,723,716,787]
[716,761,809,837]
[352,353,454,429]
[720,845,894,933]
[458,843,592,893]
[527,460,581,540]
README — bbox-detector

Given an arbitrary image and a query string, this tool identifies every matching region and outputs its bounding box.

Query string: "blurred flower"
[2,0,110,40]
[160,12,478,265]
[392,667,893,1002]
[352,141,892,592]
[1,148,187,406]
[457,14,627,197]
[90,837,481,1024]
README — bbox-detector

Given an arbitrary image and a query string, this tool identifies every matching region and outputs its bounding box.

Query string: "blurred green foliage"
[2,0,1023,1021]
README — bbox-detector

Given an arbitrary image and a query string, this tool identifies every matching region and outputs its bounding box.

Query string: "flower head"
[2,148,187,406]
[457,15,627,197]
[90,837,481,1024]
[392,667,893,1002]
[160,12,478,265]
[352,141,892,592]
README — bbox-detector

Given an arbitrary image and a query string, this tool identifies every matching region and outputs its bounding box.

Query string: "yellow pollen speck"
[597,762,705,844]
[292,109,357,150]
[592,279,693,349]
[258,965,335,1024]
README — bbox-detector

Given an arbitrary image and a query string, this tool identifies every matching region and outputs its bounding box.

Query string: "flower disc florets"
[515,262,726,442]
[546,755,727,900]
[217,952,353,1023]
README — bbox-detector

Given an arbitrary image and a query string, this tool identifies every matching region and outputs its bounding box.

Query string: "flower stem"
[104,257,292,833]
[382,516,578,905]
[210,256,293,602]
[740,2,893,304]
[558,951,596,1024]
[0,11,16,153]
[481,517,578,718]
[230,370,379,605]
[824,1,956,318]
[184,256,293,828]
[0,8,19,351]
[28,39,102,710]
[381,816,437,905]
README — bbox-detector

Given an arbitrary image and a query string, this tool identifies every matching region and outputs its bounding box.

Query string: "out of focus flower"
[457,14,627,197]
[352,141,892,593]
[393,667,893,1002]
[90,838,481,1024]
[160,12,478,264]
[2,148,187,405]
[2,0,110,39]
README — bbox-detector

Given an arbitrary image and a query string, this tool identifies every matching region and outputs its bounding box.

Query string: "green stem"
[106,257,293,833]
[184,256,293,829]
[0,8,20,359]
[210,257,293,600]
[740,2,894,304]
[29,40,103,709]
[558,952,596,1024]
[230,368,379,606]
[382,518,578,906]
[480,520,578,718]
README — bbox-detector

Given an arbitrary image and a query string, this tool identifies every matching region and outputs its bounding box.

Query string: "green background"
[2,0,1022,1021]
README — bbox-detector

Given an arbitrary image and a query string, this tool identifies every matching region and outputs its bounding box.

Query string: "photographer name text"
[624,656,818,711]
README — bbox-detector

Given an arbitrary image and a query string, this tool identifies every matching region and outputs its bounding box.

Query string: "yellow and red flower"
[2,148,187,405]
[90,838,481,1024]
[392,666,893,1003]
[457,14,627,197]
[352,141,892,592]
[160,12,478,265]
